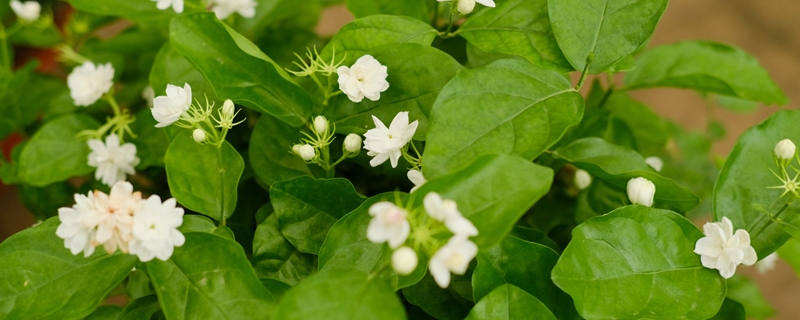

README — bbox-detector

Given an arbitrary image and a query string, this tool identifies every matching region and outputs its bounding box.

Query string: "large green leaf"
[548,0,668,73]
[270,176,365,254]
[165,134,244,221]
[423,59,583,178]
[130,108,169,169]
[554,137,700,212]
[249,114,322,186]
[145,233,276,320]
[324,43,464,138]
[713,110,800,257]
[403,272,475,319]
[709,299,745,320]
[346,0,429,22]
[18,114,100,186]
[465,284,556,320]
[602,92,668,155]
[149,42,219,102]
[472,236,576,318]
[252,209,316,285]
[274,268,406,320]
[458,0,573,73]
[170,13,312,127]
[118,295,162,320]
[0,218,137,320]
[551,206,726,319]
[624,41,787,105]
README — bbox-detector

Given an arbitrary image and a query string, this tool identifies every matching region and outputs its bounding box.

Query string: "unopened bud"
[222,99,235,119]
[314,116,329,135]
[297,144,316,161]
[627,177,655,207]
[644,156,664,172]
[392,247,418,275]
[344,134,362,153]
[573,169,591,190]
[775,139,796,161]
[192,129,206,143]
[457,0,476,14]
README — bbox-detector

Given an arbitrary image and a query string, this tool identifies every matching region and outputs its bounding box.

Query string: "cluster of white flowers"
[152,83,192,128]
[67,61,115,107]
[363,112,418,168]
[694,217,756,278]
[56,182,185,262]
[627,177,655,207]
[437,0,495,15]
[10,0,40,22]
[337,55,390,103]
[367,192,478,288]
[88,133,140,187]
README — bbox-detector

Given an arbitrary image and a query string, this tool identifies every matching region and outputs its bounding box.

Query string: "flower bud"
[222,99,235,119]
[292,144,303,154]
[314,116,329,135]
[457,0,476,14]
[391,247,418,275]
[192,129,206,143]
[573,169,591,190]
[644,156,664,172]
[344,134,363,153]
[775,139,796,161]
[297,144,316,161]
[627,177,655,207]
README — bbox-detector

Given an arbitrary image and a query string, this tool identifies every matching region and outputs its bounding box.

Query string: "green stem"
[445,9,455,35]
[104,93,122,117]
[321,144,334,178]
[750,201,792,240]
[217,145,227,227]
[575,53,595,90]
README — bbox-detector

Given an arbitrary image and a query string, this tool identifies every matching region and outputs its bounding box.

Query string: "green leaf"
[472,236,576,318]
[165,134,244,221]
[415,154,554,248]
[548,0,668,73]
[708,299,745,320]
[713,110,800,257]
[0,218,137,320]
[0,62,36,140]
[149,42,219,103]
[624,41,787,105]
[8,23,62,47]
[249,114,322,186]
[252,209,316,285]
[465,284,556,320]
[423,59,583,178]
[551,205,726,319]
[18,114,100,186]
[403,272,474,320]
[65,0,201,30]
[271,176,365,254]
[170,12,312,127]
[554,137,700,212]
[602,92,668,155]
[18,182,75,221]
[346,0,430,22]
[118,295,161,320]
[84,306,123,320]
[725,275,775,319]
[14,73,68,129]
[144,233,276,320]
[274,268,406,320]
[325,43,464,138]
[458,0,573,73]
[465,42,517,69]
[130,108,169,169]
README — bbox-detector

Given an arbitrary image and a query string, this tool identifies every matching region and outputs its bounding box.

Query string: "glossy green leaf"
[165,134,244,221]
[725,275,775,319]
[118,295,161,320]
[551,206,726,319]
[325,43,464,138]
[346,0,429,22]
[145,233,276,320]
[14,73,68,129]
[458,0,573,73]
[472,236,576,318]
[0,218,137,320]
[274,268,406,320]
[271,176,365,254]
[18,182,75,221]
[549,0,668,73]
[149,42,219,102]
[252,210,316,285]
[18,114,100,186]
[249,114,322,186]
[624,41,787,105]
[713,110,800,257]
[423,59,583,178]
[603,92,668,155]
[0,62,36,140]
[130,108,169,169]
[170,13,312,127]
[465,42,517,69]
[554,137,700,212]
[403,272,475,319]
[465,284,556,320]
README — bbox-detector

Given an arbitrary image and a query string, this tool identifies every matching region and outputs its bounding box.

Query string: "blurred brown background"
[2,0,800,318]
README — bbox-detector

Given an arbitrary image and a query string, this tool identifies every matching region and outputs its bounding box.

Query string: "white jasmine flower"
[296,144,316,161]
[84,182,142,254]
[152,0,183,13]
[775,139,796,161]
[152,83,192,128]
[756,252,779,275]
[363,112,418,168]
[437,0,495,15]
[343,134,362,153]
[366,202,410,249]
[408,169,426,193]
[129,195,186,262]
[694,217,757,279]
[88,133,140,187]
[573,169,591,190]
[337,55,389,103]
[429,236,478,288]
[627,177,655,207]
[644,156,664,172]
[392,246,418,275]
[56,193,99,257]
[424,192,478,237]
[142,86,155,108]
[211,0,257,19]
[10,0,40,22]
[67,61,115,107]
[192,129,206,143]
